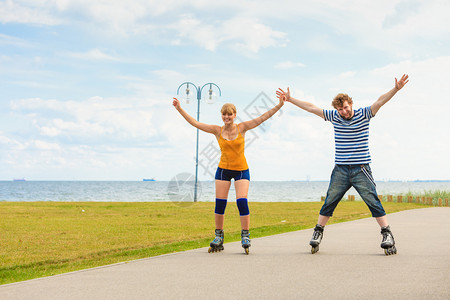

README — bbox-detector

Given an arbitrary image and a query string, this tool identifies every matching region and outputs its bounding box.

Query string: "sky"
[0,0,449,181]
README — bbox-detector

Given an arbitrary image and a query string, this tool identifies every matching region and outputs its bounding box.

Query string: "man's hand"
[276,87,291,102]
[395,74,409,90]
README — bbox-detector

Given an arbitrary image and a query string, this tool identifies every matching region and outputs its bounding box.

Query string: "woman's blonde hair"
[221,103,236,115]
[332,93,353,109]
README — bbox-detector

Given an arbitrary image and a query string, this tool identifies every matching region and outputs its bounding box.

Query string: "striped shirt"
[323,106,373,165]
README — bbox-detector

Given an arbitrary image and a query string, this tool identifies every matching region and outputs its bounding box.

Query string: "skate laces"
[241,230,250,245]
[312,230,322,240]
[381,226,393,243]
[382,231,392,243]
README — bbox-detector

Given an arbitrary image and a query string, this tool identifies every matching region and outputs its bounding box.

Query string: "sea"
[0,180,449,203]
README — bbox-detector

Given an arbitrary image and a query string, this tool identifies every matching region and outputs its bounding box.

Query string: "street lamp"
[177,82,222,202]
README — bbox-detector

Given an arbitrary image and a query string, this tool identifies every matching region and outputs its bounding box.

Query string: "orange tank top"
[218,125,248,171]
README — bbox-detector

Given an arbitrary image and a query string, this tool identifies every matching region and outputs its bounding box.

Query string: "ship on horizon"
[143,178,156,181]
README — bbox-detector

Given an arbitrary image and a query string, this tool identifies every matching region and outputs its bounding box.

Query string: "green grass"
[0,201,433,285]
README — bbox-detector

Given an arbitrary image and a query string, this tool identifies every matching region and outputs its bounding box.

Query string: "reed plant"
[403,189,449,200]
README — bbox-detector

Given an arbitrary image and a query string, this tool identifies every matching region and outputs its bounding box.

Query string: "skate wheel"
[244,247,249,255]
[384,246,397,255]
[311,246,319,254]
[208,246,223,253]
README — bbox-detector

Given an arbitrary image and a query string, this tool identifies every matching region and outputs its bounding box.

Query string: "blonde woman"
[173,97,283,254]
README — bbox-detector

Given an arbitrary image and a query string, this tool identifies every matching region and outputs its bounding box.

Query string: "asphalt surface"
[1,207,449,299]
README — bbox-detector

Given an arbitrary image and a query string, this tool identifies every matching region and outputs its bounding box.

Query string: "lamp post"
[177,82,222,202]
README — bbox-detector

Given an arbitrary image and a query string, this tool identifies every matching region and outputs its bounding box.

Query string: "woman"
[172,96,283,254]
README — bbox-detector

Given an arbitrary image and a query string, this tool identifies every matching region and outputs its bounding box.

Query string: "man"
[277,74,409,255]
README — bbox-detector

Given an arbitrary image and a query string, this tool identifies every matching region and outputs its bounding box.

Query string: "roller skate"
[310,224,324,254]
[380,226,397,255]
[208,229,224,253]
[241,230,251,255]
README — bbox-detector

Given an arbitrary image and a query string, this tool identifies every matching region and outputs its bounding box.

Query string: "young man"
[277,74,409,255]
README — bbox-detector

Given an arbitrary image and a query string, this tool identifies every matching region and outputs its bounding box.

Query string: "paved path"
[1,207,449,299]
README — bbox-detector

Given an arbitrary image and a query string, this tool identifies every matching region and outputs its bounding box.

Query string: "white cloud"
[370,56,450,103]
[0,133,25,150]
[311,0,450,56]
[3,1,449,52]
[31,140,61,150]
[0,0,61,25]
[10,96,159,143]
[275,61,306,69]
[172,15,217,51]
[171,15,287,53]
[67,48,120,61]
[381,0,450,38]
[151,69,184,80]
[306,34,337,52]
[0,33,31,47]
[232,0,450,57]
[2,93,187,180]
[1,1,288,53]
[339,71,356,78]
[221,17,287,53]
[1,0,449,181]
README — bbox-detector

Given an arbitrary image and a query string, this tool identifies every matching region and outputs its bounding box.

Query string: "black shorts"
[215,167,250,181]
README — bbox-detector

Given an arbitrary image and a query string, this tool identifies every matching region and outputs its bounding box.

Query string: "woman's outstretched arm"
[238,97,284,133]
[173,98,220,135]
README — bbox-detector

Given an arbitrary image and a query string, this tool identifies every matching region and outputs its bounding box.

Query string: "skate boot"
[380,226,397,255]
[310,224,324,254]
[241,230,251,255]
[208,229,224,253]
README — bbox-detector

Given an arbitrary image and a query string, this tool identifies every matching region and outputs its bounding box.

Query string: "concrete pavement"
[1,207,449,299]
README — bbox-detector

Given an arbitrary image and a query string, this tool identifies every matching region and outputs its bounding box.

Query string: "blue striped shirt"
[323,106,373,165]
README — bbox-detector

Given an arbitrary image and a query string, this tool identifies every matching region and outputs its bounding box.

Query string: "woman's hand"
[276,87,291,103]
[278,93,285,107]
[172,97,181,110]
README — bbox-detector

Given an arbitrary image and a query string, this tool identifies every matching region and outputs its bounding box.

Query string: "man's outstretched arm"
[277,87,324,119]
[371,74,409,116]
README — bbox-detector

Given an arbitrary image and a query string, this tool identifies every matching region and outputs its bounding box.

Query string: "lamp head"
[185,87,191,104]
[206,87,217,104]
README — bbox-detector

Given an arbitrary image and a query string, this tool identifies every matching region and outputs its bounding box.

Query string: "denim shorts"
[215,167,250,181]
[319,164,386,218]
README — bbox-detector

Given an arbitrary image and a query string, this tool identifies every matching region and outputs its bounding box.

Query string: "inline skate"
[380,226,397,255]
[208,229,224,253]
[310,224,324,254]
[241,230,251,255]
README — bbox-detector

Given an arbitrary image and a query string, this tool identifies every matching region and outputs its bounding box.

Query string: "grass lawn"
[0,201,433,284]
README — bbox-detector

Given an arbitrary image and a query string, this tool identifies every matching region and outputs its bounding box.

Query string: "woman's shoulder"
[236,122,246,132]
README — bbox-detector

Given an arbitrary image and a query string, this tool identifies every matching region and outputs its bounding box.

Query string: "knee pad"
[236,198,249,216]
[214,198,227,215]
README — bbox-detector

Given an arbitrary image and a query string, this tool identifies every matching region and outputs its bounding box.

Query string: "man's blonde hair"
[332,93,353,109]
[221,103,236,115]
